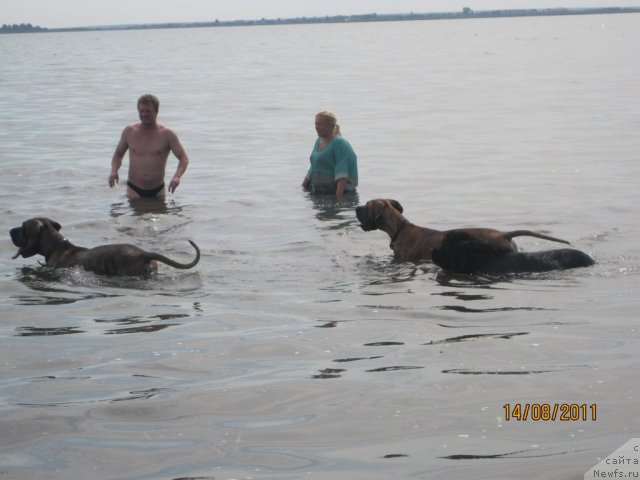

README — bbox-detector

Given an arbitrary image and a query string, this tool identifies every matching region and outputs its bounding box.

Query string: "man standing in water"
[108,94,189,199]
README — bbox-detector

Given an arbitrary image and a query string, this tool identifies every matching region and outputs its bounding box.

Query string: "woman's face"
[315,115,334,138]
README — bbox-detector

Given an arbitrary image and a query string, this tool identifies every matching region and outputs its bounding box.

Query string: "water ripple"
[15,326,86,336]
[424,332,529,344]
[443,364,593,375]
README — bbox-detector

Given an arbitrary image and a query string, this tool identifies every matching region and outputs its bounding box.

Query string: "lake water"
[1,13,639,480]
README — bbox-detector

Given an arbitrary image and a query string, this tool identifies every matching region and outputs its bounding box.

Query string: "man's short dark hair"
[137,94,159,112]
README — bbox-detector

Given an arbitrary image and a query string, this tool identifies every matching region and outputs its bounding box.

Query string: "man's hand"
[108,172,119,188]
[168,176,180,193]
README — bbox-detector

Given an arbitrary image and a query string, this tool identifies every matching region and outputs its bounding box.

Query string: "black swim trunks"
[127,181,165,198]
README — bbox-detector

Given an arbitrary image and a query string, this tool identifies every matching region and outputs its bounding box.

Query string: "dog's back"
[432,231,594,274]
[479,248,595,274]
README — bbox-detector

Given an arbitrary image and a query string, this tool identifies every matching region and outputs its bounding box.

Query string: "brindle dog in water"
[10,217,199,276]
[355,199,594,274]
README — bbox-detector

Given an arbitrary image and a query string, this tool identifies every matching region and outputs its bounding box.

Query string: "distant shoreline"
[3,6,640,34]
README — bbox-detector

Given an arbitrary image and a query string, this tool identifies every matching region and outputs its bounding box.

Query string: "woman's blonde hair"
[316,110,341,135]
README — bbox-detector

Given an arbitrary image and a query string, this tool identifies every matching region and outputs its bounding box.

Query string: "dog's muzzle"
[10,227,27,258]
[10,222,42,259]
[355,206,378,231]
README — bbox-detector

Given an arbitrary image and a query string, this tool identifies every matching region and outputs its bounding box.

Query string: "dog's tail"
[504,230,570,245]
[145,240,200,269]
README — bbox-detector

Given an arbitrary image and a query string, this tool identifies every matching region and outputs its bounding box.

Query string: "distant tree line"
[1,23,47,34]
[3,7,640,34]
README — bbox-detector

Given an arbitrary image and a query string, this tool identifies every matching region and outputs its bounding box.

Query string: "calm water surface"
[1,14,639,480]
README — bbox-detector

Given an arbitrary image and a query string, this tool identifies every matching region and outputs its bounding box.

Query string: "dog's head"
[355,199,404,231]
[10,218,62,259]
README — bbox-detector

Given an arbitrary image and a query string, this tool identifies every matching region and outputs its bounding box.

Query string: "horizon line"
[3,6,640,32]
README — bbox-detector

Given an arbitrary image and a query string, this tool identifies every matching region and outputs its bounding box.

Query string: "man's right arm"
[109,128,129,187]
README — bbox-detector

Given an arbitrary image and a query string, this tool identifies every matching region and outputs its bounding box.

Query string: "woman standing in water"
[302,111,358,199]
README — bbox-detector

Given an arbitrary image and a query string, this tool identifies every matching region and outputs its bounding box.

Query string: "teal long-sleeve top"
[305,136,358,194]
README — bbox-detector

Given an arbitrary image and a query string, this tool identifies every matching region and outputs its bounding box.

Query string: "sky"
[3,0,639,29]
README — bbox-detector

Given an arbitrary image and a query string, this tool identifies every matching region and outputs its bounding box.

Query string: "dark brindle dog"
[10,217,200,276]
[355,199,594,274]
[431,231,594,274]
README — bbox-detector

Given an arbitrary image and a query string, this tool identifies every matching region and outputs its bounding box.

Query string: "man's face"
[137,102,158,125]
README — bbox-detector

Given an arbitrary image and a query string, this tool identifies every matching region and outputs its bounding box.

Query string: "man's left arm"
[168,130,189,193]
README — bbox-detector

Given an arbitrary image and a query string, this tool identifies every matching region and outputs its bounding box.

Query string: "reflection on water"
[333,356,384,363]
[13,259,202,298]
[95,313,191,325]
[312,368,346,379]
[442,364,592,375]
[13,266,120,305]
[440,448,567,460]
[104,323,179,335]
[359,258,430,288]
[15,326,86,336]
[110,197,184,217]
[424,332,529,344]
[219,415,316,429]
[434,268,593,286]
[16,386,177,407]
[15,265,64,289]
[437,304,553,313]
[434,271,512,286]
[433,291,493,301]
[315,320,341,328]
[307,192,360,227]
[96,312,190,335]
[110,387,175,402]
[11,264,198,338]
[366,366,424,372]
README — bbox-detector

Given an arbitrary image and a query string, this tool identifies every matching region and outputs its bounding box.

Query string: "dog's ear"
[48,219,62,231]
[36,217,62,231]
[388,199,403,213]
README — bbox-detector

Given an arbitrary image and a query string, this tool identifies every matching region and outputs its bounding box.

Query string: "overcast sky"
[3,0,639,29]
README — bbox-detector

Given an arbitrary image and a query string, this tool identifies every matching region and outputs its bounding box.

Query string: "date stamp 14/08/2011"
[503,403,597,422]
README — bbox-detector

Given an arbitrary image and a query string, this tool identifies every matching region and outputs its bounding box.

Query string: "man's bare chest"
[129,134,169,157]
